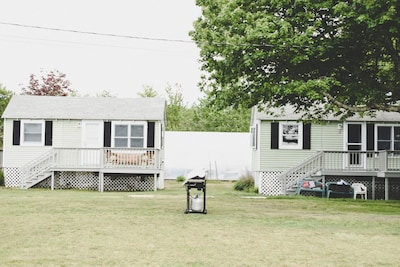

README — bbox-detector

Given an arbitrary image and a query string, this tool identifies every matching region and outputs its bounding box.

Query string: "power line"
[0,21,195,45]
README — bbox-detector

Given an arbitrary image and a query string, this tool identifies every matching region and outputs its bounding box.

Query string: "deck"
[21,148,163,191]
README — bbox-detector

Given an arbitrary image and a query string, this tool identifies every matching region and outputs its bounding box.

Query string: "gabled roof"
[2,95,166,121]
[251,105,400,123]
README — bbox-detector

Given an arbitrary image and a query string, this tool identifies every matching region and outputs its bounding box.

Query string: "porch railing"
[281,150,400,194]
[53,148,161,169]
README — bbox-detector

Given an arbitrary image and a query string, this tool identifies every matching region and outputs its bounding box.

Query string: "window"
[279,122,303,149]
[112,122,146,148]
[250,125,257,149]
[377,125,400,150]
[21,120,45,146]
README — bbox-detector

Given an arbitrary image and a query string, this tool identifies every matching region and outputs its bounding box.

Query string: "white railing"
[280,151,324,193]
[53,148,160,169]
[281,150,400,194]
[21,148,161,188]
[20,149,55,188]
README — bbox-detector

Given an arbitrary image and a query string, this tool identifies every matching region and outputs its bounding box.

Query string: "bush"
[0,169,4,186]
[176,175,185,182]
[234,173,256,193]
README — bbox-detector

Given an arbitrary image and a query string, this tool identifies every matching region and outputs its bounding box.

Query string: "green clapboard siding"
[258,121,343,172]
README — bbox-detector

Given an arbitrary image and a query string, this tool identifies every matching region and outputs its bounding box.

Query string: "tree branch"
[323,92,400,113]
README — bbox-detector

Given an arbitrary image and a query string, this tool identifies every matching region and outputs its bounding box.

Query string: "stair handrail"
[278,151,324,194]
[20,149,55,188]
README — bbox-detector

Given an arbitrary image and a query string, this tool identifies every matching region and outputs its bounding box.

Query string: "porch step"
[23,172,52,189]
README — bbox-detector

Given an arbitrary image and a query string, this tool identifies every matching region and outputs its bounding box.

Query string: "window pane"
[394,142,400,150]
[115,125,128,137]
[378,141,391,150]
[115,138,128,147]
[378,126,391,140]
[131,125,144,137]
[24,123,42,133]
[394,127,400,141]
[25,133,41,142]
[282,124,299,144]
[348,124,361,143]
[24,123,42,143]
[130,138,144,148]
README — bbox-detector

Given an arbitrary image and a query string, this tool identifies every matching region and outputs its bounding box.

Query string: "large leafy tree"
[21,70,76,96]
[191,0,400,119]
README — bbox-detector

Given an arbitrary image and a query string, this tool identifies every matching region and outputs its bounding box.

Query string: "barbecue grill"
[184,169,207,214]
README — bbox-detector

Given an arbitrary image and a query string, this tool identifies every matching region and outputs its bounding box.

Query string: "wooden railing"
[281,150,400,194]
[53,148,161,169]
[20,148,161,188]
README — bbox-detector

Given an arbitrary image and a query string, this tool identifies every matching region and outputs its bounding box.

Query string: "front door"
[346,123,365,167]
[81,121,103,166]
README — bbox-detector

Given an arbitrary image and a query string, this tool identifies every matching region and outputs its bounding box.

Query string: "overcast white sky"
[0,0,204,104]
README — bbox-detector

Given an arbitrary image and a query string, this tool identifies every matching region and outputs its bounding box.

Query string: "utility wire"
[0,21,195,45]
[0,21,273,48]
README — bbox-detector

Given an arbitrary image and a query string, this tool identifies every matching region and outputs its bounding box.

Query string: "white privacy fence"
[164,131,251,180]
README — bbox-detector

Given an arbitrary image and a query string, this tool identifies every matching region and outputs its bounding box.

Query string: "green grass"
[1,181,400,267]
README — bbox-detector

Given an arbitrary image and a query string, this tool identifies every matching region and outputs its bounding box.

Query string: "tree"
[96,90,116,97]
[0,84,14,147]
[191,0,400,119]
[137,85,159,98]
[192,98,250,132]
[165,83,193,131]
[21,70,76,96]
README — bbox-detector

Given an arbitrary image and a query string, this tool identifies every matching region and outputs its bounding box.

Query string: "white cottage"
[2,95,166,191]
[250,106,400,200]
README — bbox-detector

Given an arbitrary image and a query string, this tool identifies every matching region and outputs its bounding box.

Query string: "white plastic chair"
[352,183,367,199]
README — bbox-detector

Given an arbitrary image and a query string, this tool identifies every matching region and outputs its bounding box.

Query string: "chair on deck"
[352,183,367,200]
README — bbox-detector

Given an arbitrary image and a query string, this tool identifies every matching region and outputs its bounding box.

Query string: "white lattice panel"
[4,167,21,188]
[104,175,154,191]
[55,172,99,190]
[260,171,283,196]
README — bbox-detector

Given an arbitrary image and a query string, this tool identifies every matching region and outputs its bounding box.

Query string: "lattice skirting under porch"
[258,171,400,200]
[3,167,22,187]
[3,168,155,192]
[259,171,283,196]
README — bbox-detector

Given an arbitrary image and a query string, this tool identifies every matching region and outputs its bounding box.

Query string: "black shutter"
[303,123,311,150]
[271,122,279,149]
[367,123,375,151]
[147,122,155,148]
[45,121,53,146]
[13,120,21,146]
[104,122,111,147]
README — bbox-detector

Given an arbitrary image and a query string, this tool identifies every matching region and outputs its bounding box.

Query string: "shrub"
[176,175,185,182]
[0,169,4,186]
[234,173,255,193]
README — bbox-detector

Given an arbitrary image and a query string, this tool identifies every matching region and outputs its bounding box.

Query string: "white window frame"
[250,124,258,149]
[375,124,400,151]
[111,121,147,148]
[279,122,303,150]
[20,120,45,146]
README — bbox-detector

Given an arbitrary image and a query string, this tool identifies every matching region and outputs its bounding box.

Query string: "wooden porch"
[20,148,162,191]
[281,151,400,200]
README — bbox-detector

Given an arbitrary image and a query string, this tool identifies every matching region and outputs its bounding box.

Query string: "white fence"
[164,131,251,180]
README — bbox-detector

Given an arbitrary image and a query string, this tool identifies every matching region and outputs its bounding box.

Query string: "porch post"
[154,173,157,191]
[371,176,376,200]
[99,172,104,192]
[51,172,54,190]
[385,177,389,200]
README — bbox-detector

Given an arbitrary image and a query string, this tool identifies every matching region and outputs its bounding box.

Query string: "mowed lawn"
[1,180,400,267]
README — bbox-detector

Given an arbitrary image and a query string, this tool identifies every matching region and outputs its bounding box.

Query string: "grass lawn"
[1,180,400,267]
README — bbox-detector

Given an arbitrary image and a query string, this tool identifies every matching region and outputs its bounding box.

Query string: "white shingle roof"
[252,105,400,122]
[2,95,166,121]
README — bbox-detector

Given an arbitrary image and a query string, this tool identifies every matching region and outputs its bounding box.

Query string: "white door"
[345,123,366,168]
[81,121,103,166]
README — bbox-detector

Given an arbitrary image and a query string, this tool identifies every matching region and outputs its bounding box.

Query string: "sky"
[0,0,204,104]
